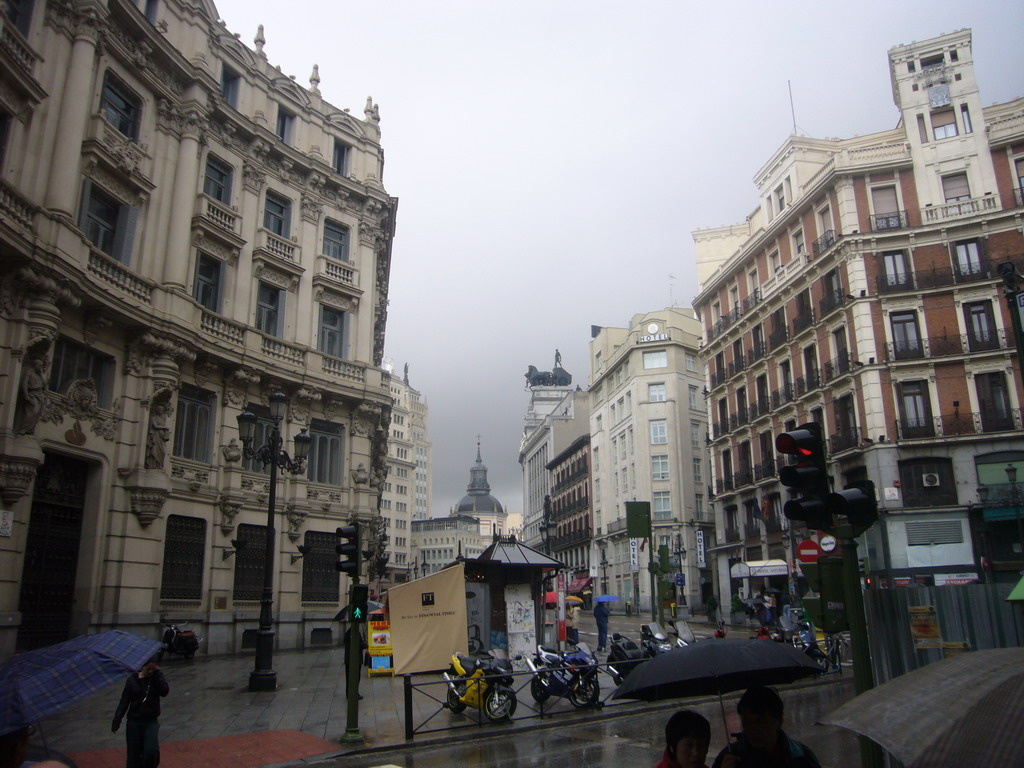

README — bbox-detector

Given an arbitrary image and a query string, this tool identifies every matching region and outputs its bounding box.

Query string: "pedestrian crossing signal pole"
[336,525,365,743]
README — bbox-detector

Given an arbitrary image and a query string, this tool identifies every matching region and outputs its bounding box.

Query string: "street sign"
[674,572,685,586]
[819,534,838,553]
[797,539,822,563]
[1016,292,1024,331]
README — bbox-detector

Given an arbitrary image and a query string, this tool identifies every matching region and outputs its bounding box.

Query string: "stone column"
[44,9,102,218]
[161,103,206,290]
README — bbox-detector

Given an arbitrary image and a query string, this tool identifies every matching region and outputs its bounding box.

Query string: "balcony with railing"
[1016,187,1024,208]
[708,307,742,341]
[742,289,762,313]
[733,468,753,490]
[794,370,820,396]
[921,194,999,224]
[753,459,777,482]
[876,258,995,294]
[791,309,815,336]
[771,385,794,409]
[900,407,1024,439]
[710,370,728,389]
[966,327,1009,353]
[730,407,749,431]
[895,416,937,440]
[723,526,742,543]
[819,289,847,318]
[829,426,860,454]
[886,333,971,362]
[811,230,837,257]
[728,359,745,378]
[747,343,766,366]
[822,354,852,383]
[768,326,789,351]
[254,228,301,265]
[871,210,907,231]
[764,513,784,534]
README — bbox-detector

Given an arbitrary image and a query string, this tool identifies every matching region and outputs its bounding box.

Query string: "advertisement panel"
[389,563,467,674]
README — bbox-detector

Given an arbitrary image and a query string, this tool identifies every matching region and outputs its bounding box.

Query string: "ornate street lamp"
[236,391,310,692]
[599,549,609,595]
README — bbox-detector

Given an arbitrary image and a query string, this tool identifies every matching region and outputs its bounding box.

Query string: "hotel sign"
[639,333,669,343]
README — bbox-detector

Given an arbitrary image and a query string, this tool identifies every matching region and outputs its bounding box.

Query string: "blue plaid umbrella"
[0,630,162,736]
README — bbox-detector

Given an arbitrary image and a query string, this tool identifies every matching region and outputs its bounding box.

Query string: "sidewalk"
[39,613,723,768]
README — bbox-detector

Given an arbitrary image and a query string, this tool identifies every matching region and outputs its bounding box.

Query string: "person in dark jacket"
[711,686,821,768]
[111,661,169,768]
[594,600,611,652]
[655,709,711,768]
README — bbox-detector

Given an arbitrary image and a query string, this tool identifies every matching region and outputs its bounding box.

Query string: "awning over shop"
[730,559,789,578]
[568,576,592,593]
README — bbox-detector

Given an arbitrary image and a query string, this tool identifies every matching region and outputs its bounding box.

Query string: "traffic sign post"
[796,539,821,563]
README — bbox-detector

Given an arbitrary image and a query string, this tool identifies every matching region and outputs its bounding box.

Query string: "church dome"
[454,442,505,516]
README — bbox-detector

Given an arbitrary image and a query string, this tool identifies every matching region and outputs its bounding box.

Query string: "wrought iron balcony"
[895,417,937,440]
[822,354,852,383]
[753,459,777,482]
[747,343,767,366]
[1016,186,1024,208]
[768,326,789,351]
[771,385,794,409]
[812,230,837,257]
[886,334,969,362]
[742,289,762,313]
[938,408,1023,436]
[819,289,847,317]
[829,426,860,454]
[876,271,914,294]
[710,370,728,389]
[794,370,820,396]
[723,526,741,543]
[733,469,754,490]
[871,211,907,231]
[791,309,815,335]
[966,327,1009,353]
[728,359,745,377]
[764,514,783,534]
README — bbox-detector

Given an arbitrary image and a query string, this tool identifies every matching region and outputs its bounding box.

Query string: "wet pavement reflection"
[334,678,860,768]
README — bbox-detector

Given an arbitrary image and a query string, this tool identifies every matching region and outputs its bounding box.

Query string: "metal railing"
[742,289,762,313]
[771,385,794,409]
[768,327,789,351]
[829,427,860,454]
[791,309,815,335]
[819,289,847,317]
[871,211,907,231]
[822,354,851,383]
[812,230,837,257]
[747,343,766,366]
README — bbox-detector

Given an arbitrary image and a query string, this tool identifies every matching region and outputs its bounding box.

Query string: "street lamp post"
[236,391,310,692]
[1004,464,1024,561]
[673,533,687,607]
[599,549,609,595]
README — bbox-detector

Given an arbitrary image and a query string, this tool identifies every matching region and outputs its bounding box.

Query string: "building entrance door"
[17,454,89,651]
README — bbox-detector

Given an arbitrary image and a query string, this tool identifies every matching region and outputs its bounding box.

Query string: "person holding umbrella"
[711,686,820,768]
[111,660,169,768]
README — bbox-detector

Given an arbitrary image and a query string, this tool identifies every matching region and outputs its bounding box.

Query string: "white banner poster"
[504,582,535,671]
[389,563,467,675]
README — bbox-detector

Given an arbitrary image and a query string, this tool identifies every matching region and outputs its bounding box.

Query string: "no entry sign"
[797,539,822,563]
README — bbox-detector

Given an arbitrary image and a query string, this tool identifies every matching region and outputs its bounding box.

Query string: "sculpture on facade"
[144,390,173,470]
[13,352,49,435]
[524,350,572,388]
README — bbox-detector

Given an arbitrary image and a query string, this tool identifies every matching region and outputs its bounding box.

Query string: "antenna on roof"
[788,80,797,135]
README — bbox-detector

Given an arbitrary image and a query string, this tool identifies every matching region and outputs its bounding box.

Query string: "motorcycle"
[442,650,518,722]
[526,641,600,708]
[159,622,200,659]
[606,632,646,686]
[640,622,683,658]
[791,621,832,672]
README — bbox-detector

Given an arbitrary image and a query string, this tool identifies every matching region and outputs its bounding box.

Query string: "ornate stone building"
[0,0,397,657]
[693,29,1024,610]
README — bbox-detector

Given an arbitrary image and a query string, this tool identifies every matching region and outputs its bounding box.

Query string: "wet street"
[334,678,861,768]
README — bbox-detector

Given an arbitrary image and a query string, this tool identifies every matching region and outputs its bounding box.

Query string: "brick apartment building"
[693,29,1024,609]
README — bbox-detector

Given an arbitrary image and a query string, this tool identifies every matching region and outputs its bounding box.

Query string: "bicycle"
[823,631,849,673]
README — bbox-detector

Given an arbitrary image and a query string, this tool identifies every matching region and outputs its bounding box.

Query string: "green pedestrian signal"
[350,583,369,624]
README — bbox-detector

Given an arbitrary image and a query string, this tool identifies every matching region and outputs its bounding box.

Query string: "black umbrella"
[613,638,822,737]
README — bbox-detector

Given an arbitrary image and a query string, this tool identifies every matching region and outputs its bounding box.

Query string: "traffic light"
[349,583,369,623]
[776,422,832,529]
[828,479,878,532]
[335,525,360,575]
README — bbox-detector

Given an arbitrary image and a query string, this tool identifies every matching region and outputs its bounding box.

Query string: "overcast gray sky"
[214,0,1023,520]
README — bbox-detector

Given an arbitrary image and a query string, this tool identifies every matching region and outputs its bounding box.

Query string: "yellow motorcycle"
[442,650,518,721]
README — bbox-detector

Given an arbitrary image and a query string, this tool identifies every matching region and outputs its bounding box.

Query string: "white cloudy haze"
[214,0,1023,519]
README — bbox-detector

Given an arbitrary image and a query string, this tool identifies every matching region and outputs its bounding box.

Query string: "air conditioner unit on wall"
[922,473,941,487]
